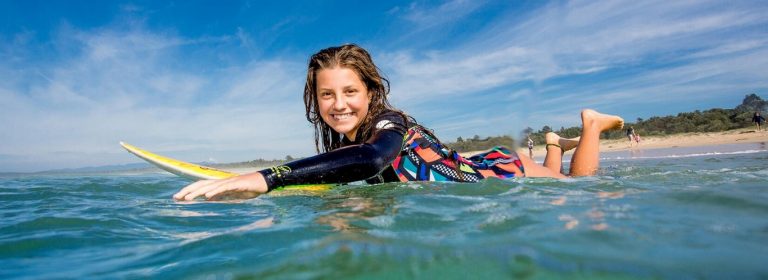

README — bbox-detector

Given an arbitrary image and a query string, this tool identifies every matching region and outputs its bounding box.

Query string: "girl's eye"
[320,92,333,98]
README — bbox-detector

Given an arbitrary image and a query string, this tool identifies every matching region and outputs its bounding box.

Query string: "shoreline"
[601,128,767,152]
[516,127,768,160]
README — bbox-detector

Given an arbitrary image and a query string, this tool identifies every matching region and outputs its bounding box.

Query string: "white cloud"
[378,0,768,131]
[401,0,486,30]
[0,24,315,172]
[385,47,527,100]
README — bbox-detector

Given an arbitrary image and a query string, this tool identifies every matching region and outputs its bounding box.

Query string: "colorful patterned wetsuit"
[392,126,525,182]
[259,110,526,191]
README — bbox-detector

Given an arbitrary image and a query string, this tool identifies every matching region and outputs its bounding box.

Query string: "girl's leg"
[543,132,579,174]
[569,109,624,176]
[519,153,567,178]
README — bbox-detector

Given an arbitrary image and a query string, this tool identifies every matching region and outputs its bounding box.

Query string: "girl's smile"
[331,112,355,120]
[316,67,371,141]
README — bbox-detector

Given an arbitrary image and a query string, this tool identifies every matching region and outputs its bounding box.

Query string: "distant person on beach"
[754,112,765,131]
[527,135,534,159]
[626,126,636,147]
[174,44,625,201]
[634,132,641,146]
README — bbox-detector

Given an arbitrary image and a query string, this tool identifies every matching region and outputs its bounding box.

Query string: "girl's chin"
[329,121,358,131]
[330,125,354,135]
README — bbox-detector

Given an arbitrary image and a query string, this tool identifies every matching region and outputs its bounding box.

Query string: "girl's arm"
[260,128,404,188]
[173,128,404,201]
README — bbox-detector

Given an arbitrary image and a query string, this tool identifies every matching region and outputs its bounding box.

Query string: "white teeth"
[333,113,354,120]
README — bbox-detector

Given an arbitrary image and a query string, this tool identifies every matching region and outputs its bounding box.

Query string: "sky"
[1,0,767,172]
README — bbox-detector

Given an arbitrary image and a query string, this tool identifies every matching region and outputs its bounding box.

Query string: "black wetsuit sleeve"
[258,128,405,191]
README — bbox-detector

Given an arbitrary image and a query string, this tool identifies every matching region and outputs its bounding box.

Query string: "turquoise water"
[2,144,768,279]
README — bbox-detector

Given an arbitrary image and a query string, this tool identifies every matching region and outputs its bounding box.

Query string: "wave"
[601,149,768,161]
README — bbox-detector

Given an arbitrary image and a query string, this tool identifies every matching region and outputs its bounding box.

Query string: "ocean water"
[2,143,768,279]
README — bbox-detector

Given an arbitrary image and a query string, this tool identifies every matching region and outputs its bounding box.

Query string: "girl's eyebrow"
[344,82,364,88]
[317,81,360,91]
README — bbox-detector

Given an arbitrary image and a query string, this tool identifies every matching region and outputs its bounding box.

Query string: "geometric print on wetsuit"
[392,126,526,182]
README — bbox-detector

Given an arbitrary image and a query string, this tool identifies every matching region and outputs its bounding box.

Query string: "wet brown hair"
[303,44,409,153]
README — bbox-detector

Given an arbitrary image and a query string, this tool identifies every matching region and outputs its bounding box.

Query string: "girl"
[174,44,624,201]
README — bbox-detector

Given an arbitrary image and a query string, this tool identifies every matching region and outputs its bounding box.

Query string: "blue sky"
[1,0,767,172]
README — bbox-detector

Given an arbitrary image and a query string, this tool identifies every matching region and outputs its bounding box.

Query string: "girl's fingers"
[173,179,217,200]
[173,173,267,201]
[183,182,224,201]
[173,181,201,200]
[204,186,232,200]
[207,188,259,201]
[204,179,243,200]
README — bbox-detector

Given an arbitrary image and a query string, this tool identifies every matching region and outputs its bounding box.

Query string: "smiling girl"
[174,44,623,201]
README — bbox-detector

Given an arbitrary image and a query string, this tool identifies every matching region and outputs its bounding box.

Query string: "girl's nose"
[332,95,346,110]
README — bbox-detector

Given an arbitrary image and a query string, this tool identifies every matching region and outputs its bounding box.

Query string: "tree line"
[445,93,767,153]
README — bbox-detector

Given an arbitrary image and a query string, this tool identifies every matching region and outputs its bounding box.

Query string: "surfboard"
[119,142,333,194]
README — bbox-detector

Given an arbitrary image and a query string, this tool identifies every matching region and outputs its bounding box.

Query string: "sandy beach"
[516,127,768,159]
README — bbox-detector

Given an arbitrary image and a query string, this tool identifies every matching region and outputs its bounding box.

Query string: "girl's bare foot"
[582,109,624,132]
[545,132,580,152]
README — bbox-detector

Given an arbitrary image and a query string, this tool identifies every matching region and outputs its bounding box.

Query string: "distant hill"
[23,162,155,175]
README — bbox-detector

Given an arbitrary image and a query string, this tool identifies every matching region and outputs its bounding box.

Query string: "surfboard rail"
[119,142,334,194]
[120,142,237,180]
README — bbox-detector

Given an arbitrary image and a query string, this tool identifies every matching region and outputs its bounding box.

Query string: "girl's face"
[316,67,370,141]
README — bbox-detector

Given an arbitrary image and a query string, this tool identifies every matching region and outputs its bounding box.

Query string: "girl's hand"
[173,172,269,201]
